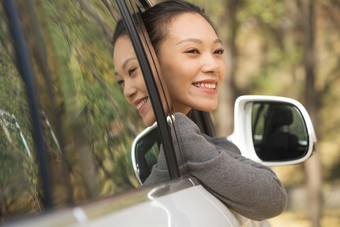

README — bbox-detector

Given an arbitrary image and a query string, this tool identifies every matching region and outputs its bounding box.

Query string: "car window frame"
[115,0,180,179]
[3,0,53,209]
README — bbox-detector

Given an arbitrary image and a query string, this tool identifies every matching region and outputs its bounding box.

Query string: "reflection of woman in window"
[112,0,287,221]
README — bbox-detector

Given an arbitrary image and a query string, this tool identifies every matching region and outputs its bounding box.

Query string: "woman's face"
[113,35,155,126]
[157,13,226,114]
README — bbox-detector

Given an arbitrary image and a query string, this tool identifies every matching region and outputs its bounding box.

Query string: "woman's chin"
[142,116,156,127]
[194,102,218,112]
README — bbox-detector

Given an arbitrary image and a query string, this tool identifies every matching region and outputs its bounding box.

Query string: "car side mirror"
[131,123,161,184]
[228,95,317,166]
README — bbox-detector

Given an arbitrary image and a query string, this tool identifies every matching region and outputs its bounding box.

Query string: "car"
[0,0,316,226]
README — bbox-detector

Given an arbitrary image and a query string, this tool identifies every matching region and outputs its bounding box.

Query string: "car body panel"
[3,179,241,227]
[85,185,239,227]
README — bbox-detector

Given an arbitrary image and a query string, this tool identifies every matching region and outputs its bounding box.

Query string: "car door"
[0,0,243,226]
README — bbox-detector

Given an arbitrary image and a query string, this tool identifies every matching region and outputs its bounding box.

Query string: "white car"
[0,0,316,226]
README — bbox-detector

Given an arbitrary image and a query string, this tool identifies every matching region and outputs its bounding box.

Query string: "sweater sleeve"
[171,112,288,221]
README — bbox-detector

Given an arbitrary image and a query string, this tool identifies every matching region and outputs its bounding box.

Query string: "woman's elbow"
[257,187,288,221]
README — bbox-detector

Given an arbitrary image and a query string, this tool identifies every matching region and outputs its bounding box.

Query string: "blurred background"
[185,0,340,226]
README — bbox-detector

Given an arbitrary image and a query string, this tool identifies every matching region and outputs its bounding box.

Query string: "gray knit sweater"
[144,112,288,221]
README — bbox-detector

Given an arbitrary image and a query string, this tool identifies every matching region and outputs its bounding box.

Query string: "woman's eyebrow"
[122,57,137,69]
[176,38,202,45]
[215,38,223,44]
[114,57,137,77]
[176,38,223,45]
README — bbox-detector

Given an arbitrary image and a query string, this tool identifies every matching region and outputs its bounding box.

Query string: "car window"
[0,0,170,222]
[19,0,146,198]
[0,3,42,221]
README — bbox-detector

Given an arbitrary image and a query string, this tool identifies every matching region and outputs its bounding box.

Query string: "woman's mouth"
[135,97,148,113]
[192,82,217,90]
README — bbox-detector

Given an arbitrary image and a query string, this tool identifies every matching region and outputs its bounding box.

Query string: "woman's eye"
[214,48,224,55]
[117,80,124,87]
[185,49,200,54]
[128,67,137,76]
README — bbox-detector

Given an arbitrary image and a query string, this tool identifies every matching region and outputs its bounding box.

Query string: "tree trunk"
[301,0,323,226]
[214,0,240,137]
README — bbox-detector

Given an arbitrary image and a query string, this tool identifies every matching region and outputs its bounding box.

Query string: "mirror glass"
[252,102,309,161]
[134,126,161,184]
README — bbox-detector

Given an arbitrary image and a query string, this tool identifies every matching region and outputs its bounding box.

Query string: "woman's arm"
[171,112,287,221]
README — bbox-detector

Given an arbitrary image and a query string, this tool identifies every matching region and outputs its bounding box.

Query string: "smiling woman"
[155,12,226,114]
[112,0,288,221]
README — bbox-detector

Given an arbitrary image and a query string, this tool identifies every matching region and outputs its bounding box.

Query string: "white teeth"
[193,83,216,89]
[136,98,147,110]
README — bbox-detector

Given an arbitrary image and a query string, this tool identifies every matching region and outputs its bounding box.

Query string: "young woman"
[113,0,287,221]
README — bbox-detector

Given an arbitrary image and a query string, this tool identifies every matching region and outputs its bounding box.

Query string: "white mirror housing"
[228,95,317,166]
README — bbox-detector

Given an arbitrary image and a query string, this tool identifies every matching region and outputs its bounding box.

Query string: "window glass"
[0,3,42,221]
[14,0,152,208]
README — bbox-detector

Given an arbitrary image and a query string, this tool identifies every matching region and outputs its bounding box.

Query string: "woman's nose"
[124,81,137,100]
[201,54,219,73]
